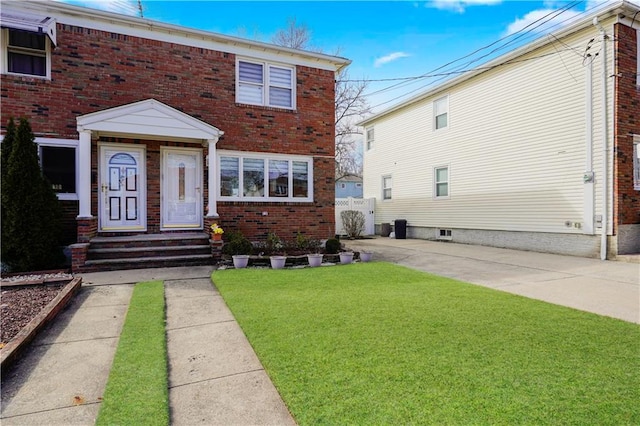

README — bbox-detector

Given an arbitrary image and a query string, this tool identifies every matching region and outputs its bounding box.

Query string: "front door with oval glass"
[161,148,202,230]
[99,145,146,231]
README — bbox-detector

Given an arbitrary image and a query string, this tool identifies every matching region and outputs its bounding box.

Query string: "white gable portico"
[76,99,224,229]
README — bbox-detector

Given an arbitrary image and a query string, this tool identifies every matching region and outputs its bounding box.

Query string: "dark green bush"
[1,118,65,272]
[325,238,341,254]
[222,231,254,256]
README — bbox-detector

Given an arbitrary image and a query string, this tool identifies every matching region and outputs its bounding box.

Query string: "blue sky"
[58,0,632,112]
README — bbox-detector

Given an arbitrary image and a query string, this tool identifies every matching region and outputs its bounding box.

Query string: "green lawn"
[96,280,169,426]
[213,263,640,425]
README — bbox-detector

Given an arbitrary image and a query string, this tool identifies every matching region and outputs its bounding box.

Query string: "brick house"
[358,1,639,259]
[1,1,349,271]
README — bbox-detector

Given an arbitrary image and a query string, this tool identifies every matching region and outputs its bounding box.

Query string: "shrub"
[1,118,64,272]
[341,210,365,239]
[325,238,341,254]
[222,231,254,256]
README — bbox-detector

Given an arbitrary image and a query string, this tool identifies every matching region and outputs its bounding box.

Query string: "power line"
[358,0,610,111]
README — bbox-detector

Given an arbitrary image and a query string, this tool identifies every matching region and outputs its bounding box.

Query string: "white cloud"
[504,8,581,36]
[374,52,411,68]
[428,0,502,13]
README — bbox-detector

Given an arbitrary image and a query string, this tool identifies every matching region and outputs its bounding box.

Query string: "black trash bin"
[394,219,407,239]
[381,223,391,237]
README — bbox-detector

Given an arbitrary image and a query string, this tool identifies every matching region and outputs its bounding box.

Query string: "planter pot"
[359,251,373,262]
[307,254,323,267]
[212,234,222,241]
[270,256,287,269]
[339,252,354,264]
[232,255,250,269]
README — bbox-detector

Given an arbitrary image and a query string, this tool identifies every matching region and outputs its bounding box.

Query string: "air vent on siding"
[436,229,452,240]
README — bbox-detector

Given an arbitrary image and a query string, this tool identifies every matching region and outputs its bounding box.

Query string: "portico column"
[77,129,93,218]
[206,137,219,218]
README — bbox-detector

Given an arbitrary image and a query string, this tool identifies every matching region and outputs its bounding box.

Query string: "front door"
[99,144,146,231]
[161,147,203,230]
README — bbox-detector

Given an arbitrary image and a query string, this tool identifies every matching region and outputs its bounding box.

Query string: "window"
[4,28,49,77]
[634,138,640,190]
[38,139,78,200]
[340,183,346,189]
[436,229,452,240]
[382,175,392,200]
[434,166,449,198]
[356,183,362,188]
[434,96,448,130]
[237,59,295,109]
[219,152,312,201]
[366,127,374,150]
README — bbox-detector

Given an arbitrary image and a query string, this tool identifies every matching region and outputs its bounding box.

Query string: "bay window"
[219,152,312,202]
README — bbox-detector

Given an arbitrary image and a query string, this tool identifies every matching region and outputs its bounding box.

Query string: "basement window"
[436,229,452,240]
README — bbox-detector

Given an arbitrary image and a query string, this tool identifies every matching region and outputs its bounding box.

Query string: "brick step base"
[78,254,213,273]
[88,244,210,260]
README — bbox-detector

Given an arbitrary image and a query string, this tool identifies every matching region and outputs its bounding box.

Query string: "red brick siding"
[613,23,640,229]
[1,23,337,242]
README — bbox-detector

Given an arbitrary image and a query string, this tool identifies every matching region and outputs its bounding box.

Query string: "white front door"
[161,147,203,230]
[99,144,146,231]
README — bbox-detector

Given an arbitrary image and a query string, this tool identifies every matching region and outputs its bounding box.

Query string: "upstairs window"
[366,127,375,150]
[4,28,48,77]
[237,59,295,109]
[382,175,392,200]
[434,96,448,130]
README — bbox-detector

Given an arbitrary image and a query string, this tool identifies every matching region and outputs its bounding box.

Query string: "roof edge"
[4,0,351,72]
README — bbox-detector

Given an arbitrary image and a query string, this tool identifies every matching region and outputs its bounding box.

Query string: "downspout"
[584,51,594,235]
[593,17,608,260]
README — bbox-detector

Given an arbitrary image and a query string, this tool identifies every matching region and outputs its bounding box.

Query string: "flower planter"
[339,252,354,264]
[270,256,287,269]
[307,253,323,267]
[232,255,250,269]
[359,251,373,262]
[212,234,222,241]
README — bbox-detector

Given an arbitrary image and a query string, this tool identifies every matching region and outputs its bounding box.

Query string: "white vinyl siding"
[362,20,615,235]
[237,59,295,109]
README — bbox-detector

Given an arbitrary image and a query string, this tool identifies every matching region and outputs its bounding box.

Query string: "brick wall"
[1,22,337,242]
[613,24,640,229]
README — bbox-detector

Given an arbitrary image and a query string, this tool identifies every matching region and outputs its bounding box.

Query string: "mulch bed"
[1,283,66,345]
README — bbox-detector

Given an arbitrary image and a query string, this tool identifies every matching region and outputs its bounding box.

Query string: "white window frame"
[634,137,640,190]
[436,228,452,240]
[434,95,449,130]
[218,150,312,202]
[366,127,375,151]
[236,58,296,110]
[434,165,450,199]
[1,28,52,79]
[382,174,392,201]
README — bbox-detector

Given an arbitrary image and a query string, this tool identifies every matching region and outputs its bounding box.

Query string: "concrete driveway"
[344,237,640,324]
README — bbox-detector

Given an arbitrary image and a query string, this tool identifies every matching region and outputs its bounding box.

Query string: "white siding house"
[360,1,640,258]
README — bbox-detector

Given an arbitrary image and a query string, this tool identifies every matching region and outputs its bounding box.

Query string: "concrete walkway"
[0,266,294,425]
[345,237,640,324]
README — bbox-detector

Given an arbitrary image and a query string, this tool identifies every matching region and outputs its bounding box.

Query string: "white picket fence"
[335,197,375,236]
